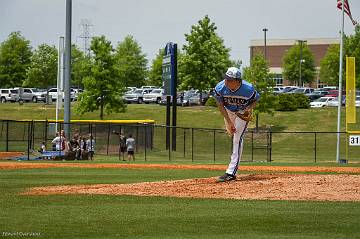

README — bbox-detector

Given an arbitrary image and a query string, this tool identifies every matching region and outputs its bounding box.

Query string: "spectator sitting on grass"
[70,134,81,160]
[38,142,46,153]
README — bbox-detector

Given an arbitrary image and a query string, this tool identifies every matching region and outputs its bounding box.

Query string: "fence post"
[27,121,31,160]
[44,120,48,145]
[32,120,35,150]
[213,130,216,162]
[314,132,317,163]
[269,131,272,162]
[168,126,171,161]
[183,128,186,158]
[144,124,147,161]
[251,130,254,162]
[191,128,194,162]
[150,124,154,150]
[106,123,111,155]
[136,126,139,153]
[6,120,9,152]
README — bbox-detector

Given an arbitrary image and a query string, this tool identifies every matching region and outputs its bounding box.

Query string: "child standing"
[86,134,95,160]
[126,134,135,161]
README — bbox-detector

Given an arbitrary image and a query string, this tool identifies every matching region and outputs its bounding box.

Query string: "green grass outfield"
[1,102,359,131]
[2,103,360,163]
[0,165,359,239]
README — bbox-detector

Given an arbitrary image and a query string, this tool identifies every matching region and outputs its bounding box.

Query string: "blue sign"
[162,42,176,96]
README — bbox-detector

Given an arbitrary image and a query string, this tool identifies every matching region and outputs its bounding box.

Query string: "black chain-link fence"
[1,120,358,163]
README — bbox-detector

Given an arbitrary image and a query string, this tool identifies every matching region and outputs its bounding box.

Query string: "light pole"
[262,28,268,60]
[64,0,72,139]
[297,40,307,87]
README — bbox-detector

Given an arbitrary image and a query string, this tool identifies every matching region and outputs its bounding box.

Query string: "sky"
[0,0,359,67]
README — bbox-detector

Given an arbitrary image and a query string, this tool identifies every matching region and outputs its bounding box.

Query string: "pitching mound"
[23,173,360,201]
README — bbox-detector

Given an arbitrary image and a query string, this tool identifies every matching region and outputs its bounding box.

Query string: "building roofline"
[250,38,339,46]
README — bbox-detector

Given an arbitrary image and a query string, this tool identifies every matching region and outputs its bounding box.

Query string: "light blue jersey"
[214,79,260,112]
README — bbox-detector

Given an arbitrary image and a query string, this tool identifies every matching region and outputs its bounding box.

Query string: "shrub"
[293,93,310,109]
[205,97,217,107]
[275,94,298,111]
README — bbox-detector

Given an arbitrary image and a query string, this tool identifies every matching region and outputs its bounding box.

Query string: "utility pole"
[297,40,307,87]
[262,28,268,61]
[79,19,93,57]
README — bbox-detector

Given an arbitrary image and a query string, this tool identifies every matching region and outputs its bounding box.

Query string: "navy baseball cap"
[224,67,241,80]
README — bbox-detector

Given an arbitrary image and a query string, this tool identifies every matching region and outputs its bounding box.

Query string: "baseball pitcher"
[215,67,260,182]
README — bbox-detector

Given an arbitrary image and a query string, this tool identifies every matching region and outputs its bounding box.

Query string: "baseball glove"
[235,110,253,122]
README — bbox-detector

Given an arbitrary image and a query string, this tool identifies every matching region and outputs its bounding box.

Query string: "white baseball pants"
[224,110,249,176]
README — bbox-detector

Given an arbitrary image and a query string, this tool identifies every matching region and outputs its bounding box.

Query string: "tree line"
[0,16,359,119]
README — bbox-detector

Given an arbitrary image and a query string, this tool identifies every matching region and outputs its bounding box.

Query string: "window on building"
[273,74,283,86]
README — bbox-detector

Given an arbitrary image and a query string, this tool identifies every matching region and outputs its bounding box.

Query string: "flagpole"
[336,0,345,163]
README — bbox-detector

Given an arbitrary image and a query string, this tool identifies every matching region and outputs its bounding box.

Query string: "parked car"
[310,97,335,108]
[356,96,360,107]
[288,87,314,94]
[126,87,136,93]
[123,88,152,104]
[23,88,47,102]
[188,91,210,105]
[178,90,197,106]
[0,89,16,103]
[282,86,298,93]
[159,93,184,105]
[272,86,284,95]
[325,90,346,98]
[143,88,164,104]
[9,88,46,103]
[140,86,156,89]
[305,90,329,101]
[327,96,346,107]
[332,95,360,107]
[48,88,76,102]
[71,88,83,100]
[321,86,337,91]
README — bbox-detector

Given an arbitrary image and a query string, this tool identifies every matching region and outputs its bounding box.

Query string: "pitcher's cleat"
[217,173,236,182]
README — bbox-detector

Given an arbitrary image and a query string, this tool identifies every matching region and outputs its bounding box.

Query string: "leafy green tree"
[319,44,341,86]
[114,35,148,87]
[0,31,32,87]
[148,48,184,88]
[231,60,242,69]
[76,36,126,119]
[282,42,316,85]
[148,49,164,87]
[23,44,57,88]
[345,25,360,88]
[180,15,231,94]
[320,25,360,88]
[243,54,276,130]
[71,45,91,89]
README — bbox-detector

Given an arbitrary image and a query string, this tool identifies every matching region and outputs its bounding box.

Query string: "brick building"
[250,38,339,88]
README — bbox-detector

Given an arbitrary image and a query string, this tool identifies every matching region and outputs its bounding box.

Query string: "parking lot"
[0,87,82,104]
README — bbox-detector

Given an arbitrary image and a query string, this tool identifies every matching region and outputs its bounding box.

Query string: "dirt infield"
[1,161,360,173]
[3,161,357,201]
[23,174,360,201]
[0,152,23,159]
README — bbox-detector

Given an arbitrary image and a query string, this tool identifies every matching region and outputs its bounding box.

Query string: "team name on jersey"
[223,96,248,106]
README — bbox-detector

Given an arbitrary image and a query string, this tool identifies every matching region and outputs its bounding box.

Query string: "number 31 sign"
[349,135,360,146]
